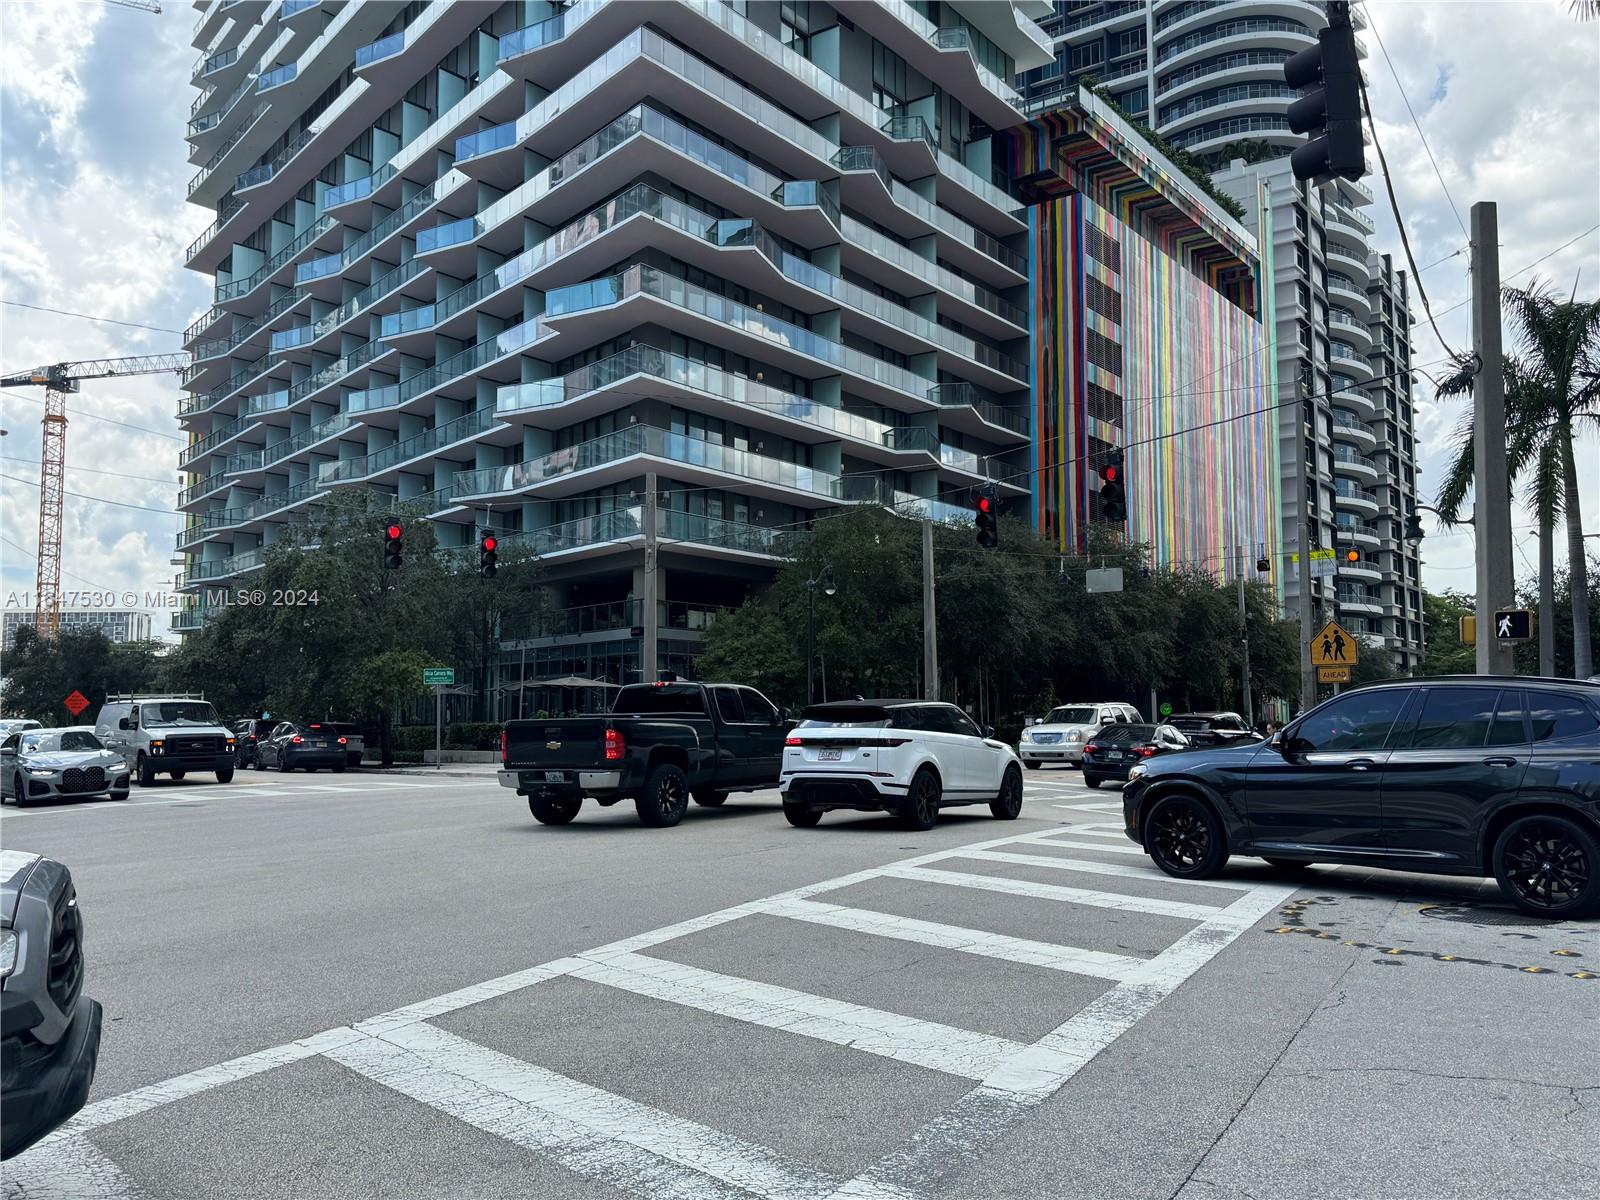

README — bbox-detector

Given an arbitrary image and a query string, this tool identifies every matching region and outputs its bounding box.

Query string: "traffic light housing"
[1404,509,1425,541]
[1256,554,1271,574]
[479,529,499,578]
[975,491,998,548]
[383,521,404,569]
[1345,548,1360,564]
[1283,1,1364,183]
[1097,450,1126,523]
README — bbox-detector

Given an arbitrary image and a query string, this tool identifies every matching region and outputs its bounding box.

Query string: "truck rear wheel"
[216,767,234,783]
[529,795,582,825]
[636,763,689,828]
[692,789,727,808]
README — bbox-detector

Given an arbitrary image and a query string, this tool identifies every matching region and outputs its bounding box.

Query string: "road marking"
[0,1128,144,1199]
[326,1023,855,1200]
[764,898,1148,981]
[1059,826,1127,840]
[879,865,1222,921]
[1029,836,1149,857]
[571,951,1024,1081]
[1050,801,1123,813]
[826,880,1298,1199]
[952,850,1250,893]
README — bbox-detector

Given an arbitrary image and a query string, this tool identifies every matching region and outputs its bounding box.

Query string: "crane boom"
[3,353,189,639]
[105,1,163,12]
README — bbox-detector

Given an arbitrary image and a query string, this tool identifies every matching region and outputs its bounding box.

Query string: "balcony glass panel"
[246,389,290,416]
[379,306,437,337]
[455,122,516,161]
[257,63,297,91]
[322,175,373,209]
[658,509,782,555]
[416,218,474,254]
[269,324,315,352]
[295,252,342,283]
[354,32,404,68]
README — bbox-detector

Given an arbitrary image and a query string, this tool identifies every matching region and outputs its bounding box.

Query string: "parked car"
[781,699,1023,830]
[1,728,131,807]
[255,721,350,773]
[1081,723,1192,788]
[1165,711,1257,747]
[1018,702,1143,767]
[230,719,274,768]
[1,850,102,1160]
[1122,676,1600,918]
[322,722,365,767]
[93,695,235,786]
[0,720,42,740]
[500,679,787,827]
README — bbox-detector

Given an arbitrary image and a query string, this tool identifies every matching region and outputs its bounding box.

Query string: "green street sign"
[423,667,455,686]
[1159,702,1173,717]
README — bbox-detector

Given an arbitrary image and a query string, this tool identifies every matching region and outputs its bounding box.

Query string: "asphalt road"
[2,766,1596,1200]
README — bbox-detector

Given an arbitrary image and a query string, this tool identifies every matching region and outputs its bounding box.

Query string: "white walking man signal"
[1497,614,1513,638]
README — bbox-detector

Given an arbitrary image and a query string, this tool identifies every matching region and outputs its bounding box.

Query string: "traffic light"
[479,529,499,578]
[383,521,404,569]
[975,490,998,548]
[1404,509,1425,541]
[1097,450,1126,523]
[1344,548,1360,564]
[1283,1,1364,183]
[1256,554,1271,574]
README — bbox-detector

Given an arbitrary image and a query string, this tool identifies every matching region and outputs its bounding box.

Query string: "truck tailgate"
[504,718,610,770]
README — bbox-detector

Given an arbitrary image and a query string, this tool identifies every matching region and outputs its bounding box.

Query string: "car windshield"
[144,702,220,726]
[1168,716,1210,730]
[25,731,105,752]
[799,706,892,728]
[1043,707,1096,724]
[1096,724,1156,744]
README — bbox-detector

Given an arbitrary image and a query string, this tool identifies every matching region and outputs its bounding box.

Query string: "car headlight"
[26,766,55,776]
[0,929,16,979]
[1066,730,1082,742]
[1127,763,1147,781]
[1020,730,1033,741]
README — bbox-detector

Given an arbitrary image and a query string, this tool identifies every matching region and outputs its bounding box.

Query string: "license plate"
[544,770,567,783]
[311,741,329,748]
[817,748,843,762]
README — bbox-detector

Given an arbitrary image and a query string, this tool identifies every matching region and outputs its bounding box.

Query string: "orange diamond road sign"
[63,690,90,717]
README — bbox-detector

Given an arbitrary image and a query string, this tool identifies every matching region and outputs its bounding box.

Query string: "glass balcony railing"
[346,385,399,413]
[295,252,342,283]
[454,425,840,503]
[185,195,244,263]
[379,306,437,338]
[1335,480,1379,505]
[282,0,319,16]
[322,175,372,209]
[1337,517,1380,538]
[1331,411,1376,437]
[184,356,277,416]
[928,382,1028,436]
[516,506,646,558]
[543,264,934,402]
[839,215,1025,328]
[1156,18,1316,66]
[216,215,335,303]
[180,415,251,467]
[269,324,316,352]
[416,218,474,255]
[1337,585,1381,606]
[178,473,229,507]
[454,122,516,162]
[257,62,297,91]
[496,0,606,61]
[305,257,427,344]
[354,32,404,69]
[323,406,499,483]
[1333,448,1378,470]
[658,509,784,557]
[200,46,239,76]
[190,289,305,366]
[369,316,545,412]
[246,389,290,417]
[188,103,267,196]
[182,549,266,587]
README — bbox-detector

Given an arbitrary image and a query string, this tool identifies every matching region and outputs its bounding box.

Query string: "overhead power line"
[0,391,184,441]
[0,455,179,486]
[0,472,180,516]
[1,299,186,336]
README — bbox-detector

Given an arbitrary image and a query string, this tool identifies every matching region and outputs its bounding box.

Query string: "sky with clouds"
[0,0,1596,644]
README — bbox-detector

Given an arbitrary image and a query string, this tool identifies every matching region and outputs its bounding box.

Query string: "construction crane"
[1,354,189,639]
[106,1,163,11]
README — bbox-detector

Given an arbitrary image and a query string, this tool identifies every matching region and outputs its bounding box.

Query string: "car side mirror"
[118,717,131,731]
[770,710,783,726]
[982,725,994,739]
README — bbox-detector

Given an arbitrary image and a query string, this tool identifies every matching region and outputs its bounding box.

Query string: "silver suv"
[1019,702,1143,767]
[92,695,236,787]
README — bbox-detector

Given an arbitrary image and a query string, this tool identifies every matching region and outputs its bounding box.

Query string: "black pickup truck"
[499,681,789,827]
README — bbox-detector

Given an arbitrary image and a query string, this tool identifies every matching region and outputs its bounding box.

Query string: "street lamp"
[805,564,836,705]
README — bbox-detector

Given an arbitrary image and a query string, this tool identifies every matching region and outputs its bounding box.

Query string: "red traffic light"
[386,522,403,540]
[1101,465,1118,483]
[977,496,992,514]
[482,535,498,553]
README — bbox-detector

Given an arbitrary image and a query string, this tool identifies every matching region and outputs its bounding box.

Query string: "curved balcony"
[1331,410,1377,448]
[449,425,841,510]
[1332,447,1378,480]
[1154,49,1293,105]
[1154,17,1317,72]
[1339,561,1383,583]
[1328,310,1373,352]
[1328,343,1375,380]
[1331,382,1377,417]
[1327,273,1367,309]
[1157,83,1298,135]
[1334,481,1379,516]
[1336,517,1380,546]
[1167,114,1296,158]
[1326,244,1371,281]
[1335,585,1384,614]
[1324,205,1373,250]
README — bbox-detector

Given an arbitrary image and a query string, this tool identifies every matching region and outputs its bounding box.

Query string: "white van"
[93,694,236,786]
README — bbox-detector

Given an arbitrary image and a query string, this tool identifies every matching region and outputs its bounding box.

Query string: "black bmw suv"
[1121,677,1600,918]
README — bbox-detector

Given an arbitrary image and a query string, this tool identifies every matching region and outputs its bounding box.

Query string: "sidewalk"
[358,762,502,780]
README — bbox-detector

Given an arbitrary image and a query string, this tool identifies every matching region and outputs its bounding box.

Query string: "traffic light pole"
[1236,549,1254,729]
[922,518,939,701]
[1296,379,1316,712]
[1470,202,1515,677]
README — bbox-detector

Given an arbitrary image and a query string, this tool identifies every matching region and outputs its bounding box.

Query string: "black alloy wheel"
[1493,816,1600,918]
[990,767,1023,820]
[899,768,940,831]
[1146,794,1228,879]
[636,763,689,828]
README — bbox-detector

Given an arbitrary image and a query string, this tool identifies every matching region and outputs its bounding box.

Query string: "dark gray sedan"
[1,728,131,807]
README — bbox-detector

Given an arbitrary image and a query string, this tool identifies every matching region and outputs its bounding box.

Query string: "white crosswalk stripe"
[952,849,1250,893]
[1029,836,1149,857]
[325,1022,858,1200]
[571,951,1025,1081]
[877,865,1225,920]
[763,898,1148,981]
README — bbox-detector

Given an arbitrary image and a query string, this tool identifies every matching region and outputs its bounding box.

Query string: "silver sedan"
[1,727,131,806]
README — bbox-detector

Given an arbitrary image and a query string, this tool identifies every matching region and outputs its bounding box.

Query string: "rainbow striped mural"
[1030,192,1279,582]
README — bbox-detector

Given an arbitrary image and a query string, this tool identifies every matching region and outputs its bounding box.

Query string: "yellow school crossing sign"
[1311,620,1359,672]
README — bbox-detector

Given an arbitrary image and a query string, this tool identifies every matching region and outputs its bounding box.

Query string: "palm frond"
[1432,407,1478,522]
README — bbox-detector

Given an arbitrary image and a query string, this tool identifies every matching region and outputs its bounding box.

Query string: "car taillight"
[785,736,803,746]
[291,735,303,744]
[1085,743,1101,754]
[604,728,625,761]
[500,730,507,764]
[1134,744,1158,757]
[337,736,348,746]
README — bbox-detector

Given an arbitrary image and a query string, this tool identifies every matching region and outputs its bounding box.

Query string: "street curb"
[357,766,500,779]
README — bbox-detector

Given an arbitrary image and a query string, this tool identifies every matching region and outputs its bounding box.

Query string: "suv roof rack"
[104,692,207,702]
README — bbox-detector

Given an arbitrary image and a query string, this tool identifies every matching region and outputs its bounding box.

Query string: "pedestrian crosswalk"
[0,776,448,818]
[6,808,1297,1200]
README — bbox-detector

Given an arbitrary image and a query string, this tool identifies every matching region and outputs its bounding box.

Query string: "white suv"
[1019,702,1143,768]
[780,699,1024,831]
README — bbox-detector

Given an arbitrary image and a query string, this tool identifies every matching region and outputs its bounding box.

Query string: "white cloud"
[1358,0,1600,596]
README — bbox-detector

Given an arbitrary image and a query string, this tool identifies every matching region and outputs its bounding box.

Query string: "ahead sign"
[1492,609,1533,642]
[63,690,90,717]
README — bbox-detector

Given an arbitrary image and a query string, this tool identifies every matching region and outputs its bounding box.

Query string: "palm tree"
[1433,281,1600,678]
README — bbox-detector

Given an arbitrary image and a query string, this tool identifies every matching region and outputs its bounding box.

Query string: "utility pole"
[1296,373,1316,711]
[922,519,938,700]
[1236,548,1254,728]
[642,472,660,684]
[1470,201,1514,676]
